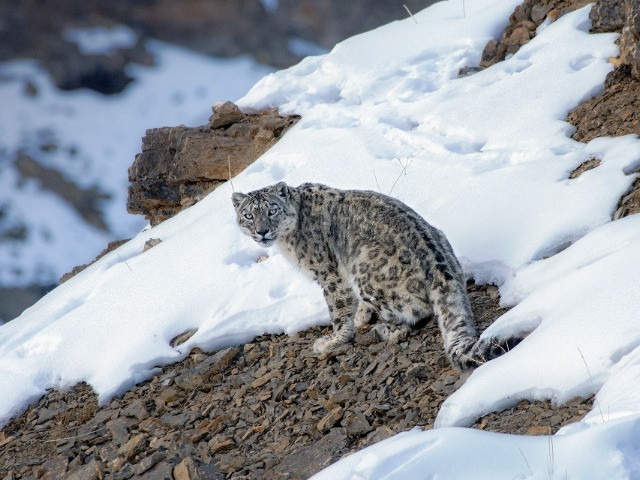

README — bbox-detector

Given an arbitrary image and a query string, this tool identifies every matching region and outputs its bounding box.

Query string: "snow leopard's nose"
[256,229,269,238]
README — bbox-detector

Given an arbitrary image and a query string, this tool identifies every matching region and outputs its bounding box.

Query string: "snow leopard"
[232,181,515,371]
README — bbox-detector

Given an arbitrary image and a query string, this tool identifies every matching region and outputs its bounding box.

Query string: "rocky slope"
[0,283,593,480]
[2,0,640,479]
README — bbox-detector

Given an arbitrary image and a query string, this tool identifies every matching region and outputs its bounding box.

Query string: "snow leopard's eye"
[268,208,278,216]
[243,213,254,220]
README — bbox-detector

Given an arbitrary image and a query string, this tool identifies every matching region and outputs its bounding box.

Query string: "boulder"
[127,102,299,225]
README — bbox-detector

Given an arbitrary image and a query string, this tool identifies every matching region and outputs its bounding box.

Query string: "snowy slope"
[0,38,272,292]
[2,0,640,478]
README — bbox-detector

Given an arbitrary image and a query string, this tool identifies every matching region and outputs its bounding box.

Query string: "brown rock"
[41,457,69,480]
[143,238,162,252]
[341,411,372,437]
[134,452,167,475]
[118,433,147,460]
[209,438,236,454]
[527,425,552,435]
[507,26,532,45]
[209,102,245,129]
[127,104,299,225]
[66,459,105,480]
[121,398,150,421]
[173,457,199,480]
[170,329,198,348]
[317,407,343,433]
[275,428,349,479]
[590,0,626,32]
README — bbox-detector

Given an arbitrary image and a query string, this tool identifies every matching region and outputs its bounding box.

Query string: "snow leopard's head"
[232,182,298,247]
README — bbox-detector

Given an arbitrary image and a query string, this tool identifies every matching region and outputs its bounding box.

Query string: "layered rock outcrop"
[127,102,299,225]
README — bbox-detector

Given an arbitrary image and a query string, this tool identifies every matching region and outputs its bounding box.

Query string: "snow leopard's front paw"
[312,335,342,354]
[354,302,373,328]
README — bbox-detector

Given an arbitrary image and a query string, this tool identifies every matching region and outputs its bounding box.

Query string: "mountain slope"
[2,0,640,478]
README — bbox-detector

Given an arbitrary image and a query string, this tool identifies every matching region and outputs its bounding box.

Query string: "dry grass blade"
[403,4,418,24]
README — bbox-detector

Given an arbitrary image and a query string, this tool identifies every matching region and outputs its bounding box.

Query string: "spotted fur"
[232,182,513,371]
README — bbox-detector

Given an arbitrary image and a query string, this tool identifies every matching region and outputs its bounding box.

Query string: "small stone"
[66,459,105,480]
[530,3,550,24]
[106,417,136,446]
[407,363,431,380]
[135,461,175,480]
[317,407,343,433]
[527,425,552,436]
[341,411,372,437]
[508,26,531,45]
[174,372,205,391]
[134,452,166,475]
[172,457,198,480]
[112,464,134,480]
[118,433,147,460]
[325,391,350,411]
[209,101,244,129]
[160,411,201,428]
[109,456,128,473]
[170,329,198,348]
[209,438,236,454]
[251,372,274,388]
[41,457,69,480]
[156,387,181,405]
[0,434,16,448]
[203,347,241,377]
[143,238,162,252]
[122,398,150,421]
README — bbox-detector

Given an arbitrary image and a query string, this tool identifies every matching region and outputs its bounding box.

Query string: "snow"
[0,40,273,291]
[1,0,640,478]
[63,25,138,56]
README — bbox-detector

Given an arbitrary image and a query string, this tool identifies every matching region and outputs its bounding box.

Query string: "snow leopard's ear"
[271,181,289,200]
[231,192,247,210]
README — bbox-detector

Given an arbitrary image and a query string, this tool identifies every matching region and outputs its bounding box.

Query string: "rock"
[156,387,181,406]
[136,461,175,480]
[0,284,596,479]
[160,411,201,428]
[127,104,299,225]
[480,0,591,67]
[457,66,483,78]
[174,372,205,391]
[200,346,241,378]
[41,457,69,480]
[111,464,134,480]
[568,159,601,179]
[66,459,105,480]
[118,433,147,460]
[134,452,167,475]
[568,64,640,136]
[173,456,222,480]
[209,102,245,129]
[407,363,432,380]
[341,411,373,437]
[170,329,198,348]
[317,407,343,433]
[275,428,349,479]
[121,398,150,421]
[208,438,236,454]
[143,238,162,252]
[590,0,626,32]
